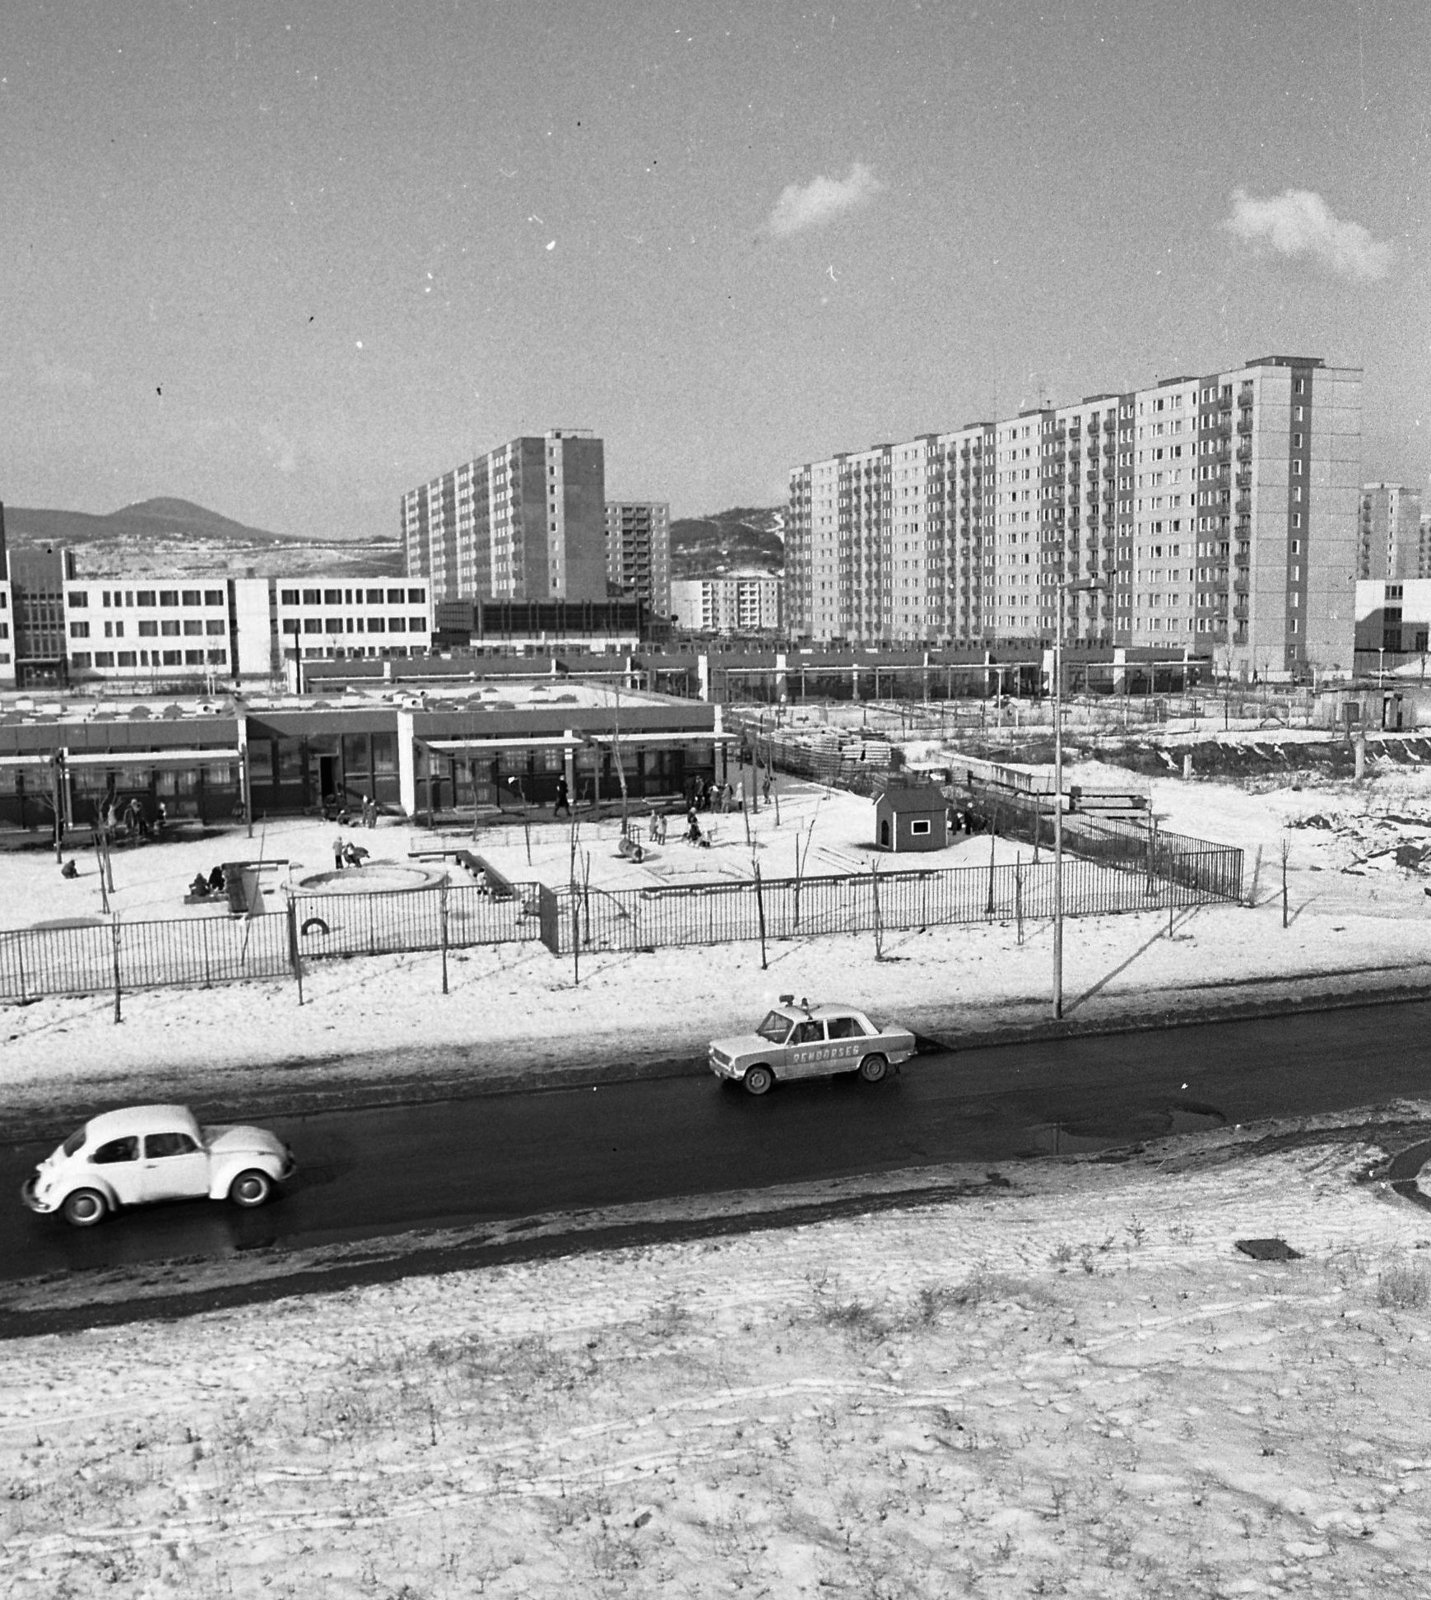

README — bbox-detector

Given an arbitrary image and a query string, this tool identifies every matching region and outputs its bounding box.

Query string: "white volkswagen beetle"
[21,1104,296,1227]
[709,997,917,1095]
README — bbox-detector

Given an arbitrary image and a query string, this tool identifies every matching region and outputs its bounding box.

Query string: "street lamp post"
[1053,580,1102,1020]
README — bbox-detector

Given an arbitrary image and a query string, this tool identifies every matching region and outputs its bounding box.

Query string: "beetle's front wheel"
[62,1188,108,1227]
[229,1170,274,1208]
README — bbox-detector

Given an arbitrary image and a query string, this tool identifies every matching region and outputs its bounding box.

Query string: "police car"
[709,997,916,1095]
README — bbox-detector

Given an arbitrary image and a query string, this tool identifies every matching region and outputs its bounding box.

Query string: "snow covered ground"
[4,1121,1431,1597]
[2,762,1428,1124]
[4,750,1431,1596]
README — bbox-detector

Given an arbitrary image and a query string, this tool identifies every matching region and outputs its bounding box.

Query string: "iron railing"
[539,849,1237,957]
[0,882,543,1003]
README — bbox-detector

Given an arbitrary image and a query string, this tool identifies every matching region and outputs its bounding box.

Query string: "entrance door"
[880,818,891,849]
[318,754,338,804]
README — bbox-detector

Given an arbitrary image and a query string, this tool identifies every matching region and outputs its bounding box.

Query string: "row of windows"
[70,649,228,669]
[279,616,427,636]
[72,619,227,639]
[278,587,426,606]
[75,590,226,609]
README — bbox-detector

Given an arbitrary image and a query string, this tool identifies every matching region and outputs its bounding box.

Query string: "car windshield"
[755,1010,794,1045]
[62,1126,87,1158]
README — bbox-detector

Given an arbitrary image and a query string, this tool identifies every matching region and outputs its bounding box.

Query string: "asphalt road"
[4,999,1429,1285]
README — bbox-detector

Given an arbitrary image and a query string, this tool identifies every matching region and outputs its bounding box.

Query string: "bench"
[456,850,518,900]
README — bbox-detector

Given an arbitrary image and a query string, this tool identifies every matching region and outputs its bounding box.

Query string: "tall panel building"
[785,356,1361,675]
[401,430,607,604]
[1359,483,1424,579]
[605,500,671,617]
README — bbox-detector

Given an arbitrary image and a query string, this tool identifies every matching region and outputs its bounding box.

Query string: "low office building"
[54,572,432,689]
[1355,578,1431,662]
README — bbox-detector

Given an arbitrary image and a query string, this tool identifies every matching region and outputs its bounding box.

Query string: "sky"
[3,0,1429,541]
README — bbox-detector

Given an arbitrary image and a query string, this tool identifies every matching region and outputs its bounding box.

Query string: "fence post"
[440,881,450,996]
[1015,863,1023,945]
[111,918,123,1024]
[986,809,998,916]
[871,859,883,961]
[287,897,304,1007]
[571,892,580,986]
[754,864,768,969]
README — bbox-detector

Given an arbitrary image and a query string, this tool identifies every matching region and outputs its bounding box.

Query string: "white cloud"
[767,162,884,238]
[1224,187,1391,282]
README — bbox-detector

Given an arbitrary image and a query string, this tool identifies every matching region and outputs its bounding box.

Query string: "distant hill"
[1,497,402,579]
[670,506,783,579]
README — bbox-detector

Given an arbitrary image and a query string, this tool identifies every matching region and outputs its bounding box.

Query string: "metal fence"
[1,828,1241,1000]
[0,883,543,1004]
[288,883,541,961]
[0,914,293,1003]
[987,798,1245,903]
[536,847,1238,957]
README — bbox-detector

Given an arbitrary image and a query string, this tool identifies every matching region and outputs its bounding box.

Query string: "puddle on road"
[1020,1102,1226,1158]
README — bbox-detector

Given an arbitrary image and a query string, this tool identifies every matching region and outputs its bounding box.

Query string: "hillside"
[670,505,783,579]
[1,497,402,579]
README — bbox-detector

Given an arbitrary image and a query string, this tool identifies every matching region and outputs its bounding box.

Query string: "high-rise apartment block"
[401,430,607,603]
[605,501,671,617]
[671,573,782,636]
[1359,483,1425,579]
[785,356,1361,675]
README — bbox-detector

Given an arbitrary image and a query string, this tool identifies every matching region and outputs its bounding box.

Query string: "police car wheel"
[858,1053,889,1084]
[743,1064,773,1096]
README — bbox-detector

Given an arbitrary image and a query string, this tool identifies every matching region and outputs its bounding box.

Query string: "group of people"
[684,776,746,815]
[323,794,381,828]
[332,836,371,870]
[949,805,992,836]
[188,864,228,899]
[99,796,164,839]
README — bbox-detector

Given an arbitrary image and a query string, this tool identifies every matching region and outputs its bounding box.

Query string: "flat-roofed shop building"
[785,355,1360,678]
[0,687,726,830]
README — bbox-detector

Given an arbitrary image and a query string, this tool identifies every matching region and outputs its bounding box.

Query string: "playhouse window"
[910,819,931,835]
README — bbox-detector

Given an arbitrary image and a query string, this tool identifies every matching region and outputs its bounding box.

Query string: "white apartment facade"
[671,573,782,636]
[61,576,432,686]
[401,430,607,603]
[785,355,1361,676]
[605,501,671,618]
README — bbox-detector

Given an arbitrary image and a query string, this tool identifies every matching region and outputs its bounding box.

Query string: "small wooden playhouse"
[873,783,948,853]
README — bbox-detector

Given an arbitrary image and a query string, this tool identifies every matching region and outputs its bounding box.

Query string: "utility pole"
[1053,580,1102,1019]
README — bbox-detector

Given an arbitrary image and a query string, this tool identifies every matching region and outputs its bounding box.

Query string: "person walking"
[333,834,345,870]
[553,774,571,817]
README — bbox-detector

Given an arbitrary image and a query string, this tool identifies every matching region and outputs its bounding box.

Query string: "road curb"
[5,974,1430,1145]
